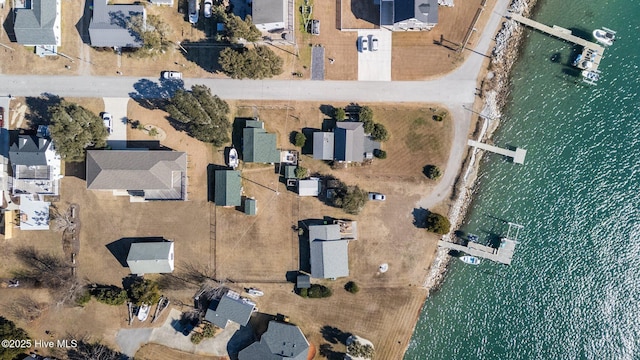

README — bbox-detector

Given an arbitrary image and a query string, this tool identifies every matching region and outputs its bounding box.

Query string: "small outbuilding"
[244,198,257,216]
[297,178,321,197]
[214,170,242,207]
[126,241,175,275]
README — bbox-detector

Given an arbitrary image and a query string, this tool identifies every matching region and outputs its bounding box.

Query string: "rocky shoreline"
[423,0,539,294]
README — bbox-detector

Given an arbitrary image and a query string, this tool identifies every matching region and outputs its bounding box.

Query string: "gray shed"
[244,198,257,216]
[126,241,175,274]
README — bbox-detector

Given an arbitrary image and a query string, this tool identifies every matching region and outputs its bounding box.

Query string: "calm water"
[405,1,640,359]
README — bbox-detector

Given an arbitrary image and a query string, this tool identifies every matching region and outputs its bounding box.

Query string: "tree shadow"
[300,127,315,155]
[64,159,86,180]
[181,39,227,74]
[289,130,298,146]
[320,325,352,344]
[128,78,185,110]
[319,104,335,118]
[412,207,428,229]
[25,93,63,129]
[232,117,251,154]
[319,343,346,360]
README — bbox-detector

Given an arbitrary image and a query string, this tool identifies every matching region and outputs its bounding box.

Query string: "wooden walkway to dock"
[438,238,517,265]
[468,140,527,164]
[507,12,605,72]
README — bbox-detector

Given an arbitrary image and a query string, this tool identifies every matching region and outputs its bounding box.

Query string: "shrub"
[344,281,359,294]
[148,128,159,137]
[76,289,92,306]
[423,165,442,180]
[359,106,373,122]
[299,288,308,298]
[307,284,332,298]
[425,212,451,235]
[294,131,306,147]
[128,279,161,306]
[295,166,308,179]
[92,286,128,306]
[191,323,218,344]
[371,123,389,141]
[334,107,347,121]
[374,149,387,159]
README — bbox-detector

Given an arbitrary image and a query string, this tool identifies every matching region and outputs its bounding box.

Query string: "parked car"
[368,192,386,201]
[188,0,199,24]
[162,71,182,80]
[0,106,4,128]
[311,19,320,35]
[359,36,368,52]
[102,112,113,133]
[371,36,379,51]
[204,0,212,18]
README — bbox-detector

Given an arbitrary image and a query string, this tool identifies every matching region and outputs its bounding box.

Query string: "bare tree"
[50,204,77,233]
[10,295,48,322]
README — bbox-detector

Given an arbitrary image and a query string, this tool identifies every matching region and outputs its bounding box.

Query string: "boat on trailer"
[137,303,150,321]
[227,148,238,168]
[593,27,616,46]
[460,255,481,265]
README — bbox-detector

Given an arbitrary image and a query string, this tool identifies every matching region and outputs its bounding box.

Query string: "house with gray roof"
[86,150,187,201]
[9,134,62,196]
[127,241,174,275]
[381,0,439,31]
[251,0,287,32]
[313,132,334,160]
[238,320,311,360]
[308,221,358,279]
[204,290,254,328]
[89,0,145,48]
[13,0,61,47]
[214,170,242,207]
[335,122,365,162]
[243,120,280,163]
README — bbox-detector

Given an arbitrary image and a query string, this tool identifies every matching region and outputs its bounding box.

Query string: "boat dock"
[468,140,527,164]
[507,12,605,73]
[438,238,516,265]
[439,223,523,265]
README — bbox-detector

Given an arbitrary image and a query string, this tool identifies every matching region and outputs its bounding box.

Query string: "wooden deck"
[508,12,605,72]
[438,238,516,265]
[468,140,527,164]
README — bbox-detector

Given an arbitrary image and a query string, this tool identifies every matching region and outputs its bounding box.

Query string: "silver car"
[368,192,386,201]
[162,71,182,80]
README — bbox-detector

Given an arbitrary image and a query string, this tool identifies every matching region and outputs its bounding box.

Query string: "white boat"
[137,303,150,322]
[247,288,264,297]
[592,28,615,46]
[227,148,238,168]
[460,255,481,265]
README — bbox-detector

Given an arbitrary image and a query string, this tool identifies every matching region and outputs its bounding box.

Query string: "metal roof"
[89,0,145,48]
[297,178,320,197]
[312,132,334,160]
[204,291,254,328]
[310,239,349,279]
[14,0,58,46]
[296,274,310,289]
[126,242,174,274]
[244,198,257,215]
[86,150,187,200]
[251,0,285,25]
[214,170,242,206]
[309,224,341,241]
[243,126,280,163]
[335,122,364,162]
[238,321,310,360]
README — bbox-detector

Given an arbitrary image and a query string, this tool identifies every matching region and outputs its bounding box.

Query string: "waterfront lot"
[0,99,454,359]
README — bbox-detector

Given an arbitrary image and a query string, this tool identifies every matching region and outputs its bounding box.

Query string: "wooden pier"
[468,140,527,164]
[507,12,605,72]
[438,238,516,265]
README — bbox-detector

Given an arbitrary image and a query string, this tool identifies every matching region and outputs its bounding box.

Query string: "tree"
[344,281,359,294]
[333,185,368,215]
[224,14,261,42]
[374,149,387,159]
[294,131,306,147]
[334,107,346,121]
[424,165,442,180]
[128,14,173,58]
[0,317,30,360]
[218,46,283,79]
[295,166,308,179]
[425,212,451,235]
[371,123,389,141]
[359,106,373,122]
[306,284,332,298]
[165,85,231,146]
[128,279,160,306]
[49,101,107,162]
[347,341,375,359]
[92,286,128,306]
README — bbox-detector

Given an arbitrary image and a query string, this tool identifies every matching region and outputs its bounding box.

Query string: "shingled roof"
[89,0,145,48]
[238,321,310,360]
[14,0,59,46]
[243,121,280,163]
[86,150,187,200]
[204,290,254,328]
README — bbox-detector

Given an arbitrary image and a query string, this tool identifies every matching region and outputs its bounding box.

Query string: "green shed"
[214,170,242,206]
[244,198,257,216]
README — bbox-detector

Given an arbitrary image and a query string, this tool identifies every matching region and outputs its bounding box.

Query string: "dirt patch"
[136,343,227,360]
